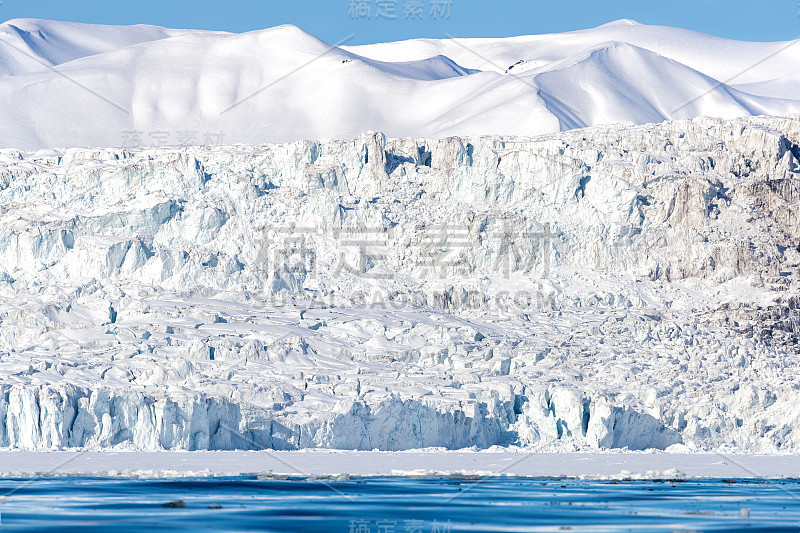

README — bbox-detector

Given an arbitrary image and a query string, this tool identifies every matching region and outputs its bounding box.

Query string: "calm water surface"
[0,476,798,532]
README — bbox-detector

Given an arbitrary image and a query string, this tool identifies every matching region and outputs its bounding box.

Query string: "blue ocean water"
[0,476,798,532]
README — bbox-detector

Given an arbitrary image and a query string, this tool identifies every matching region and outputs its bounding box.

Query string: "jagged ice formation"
[0,115,799,452]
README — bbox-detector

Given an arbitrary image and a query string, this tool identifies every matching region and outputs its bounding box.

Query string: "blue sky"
[2,0,798,44]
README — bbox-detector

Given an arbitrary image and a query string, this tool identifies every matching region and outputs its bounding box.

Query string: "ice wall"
[0,115,799,451]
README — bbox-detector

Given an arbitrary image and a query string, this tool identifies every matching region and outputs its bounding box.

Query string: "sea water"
[0,477,798,532]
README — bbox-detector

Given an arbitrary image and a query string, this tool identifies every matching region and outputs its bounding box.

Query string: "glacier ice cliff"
[0,115,799,452]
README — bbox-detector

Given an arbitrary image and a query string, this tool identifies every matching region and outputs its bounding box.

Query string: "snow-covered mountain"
[0,18,798,149]
[1,114,799,452]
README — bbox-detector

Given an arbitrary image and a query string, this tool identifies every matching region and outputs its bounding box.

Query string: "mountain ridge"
[0,18,797,149]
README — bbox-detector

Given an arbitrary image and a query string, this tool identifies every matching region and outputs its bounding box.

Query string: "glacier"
[0,114,799,452]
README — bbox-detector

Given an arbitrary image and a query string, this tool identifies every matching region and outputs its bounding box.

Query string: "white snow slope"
[3,451,800,479]
[0,18,799,149]
[0,114,799,452]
